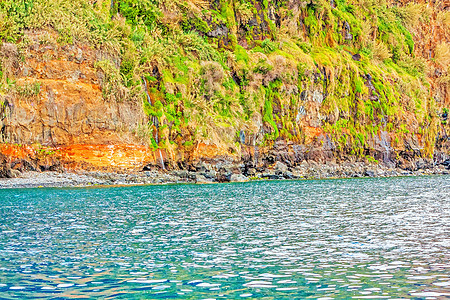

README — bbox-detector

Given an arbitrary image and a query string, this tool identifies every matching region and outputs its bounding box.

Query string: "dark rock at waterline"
[39,162,62,172]
[200,171,216,180]
[143,163,164,171]
[216,172,232,183]
[442,159,450,167]
[283,171,296,179]
[415,158,431,170]
[195,161,210,172]
[262,173,282,180]
[170,170,189,178]
[1,159,449,189]
[195,174,213,183]
[365,170,375,177]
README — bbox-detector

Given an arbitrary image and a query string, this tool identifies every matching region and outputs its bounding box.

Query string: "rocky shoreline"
[2,160,449,189]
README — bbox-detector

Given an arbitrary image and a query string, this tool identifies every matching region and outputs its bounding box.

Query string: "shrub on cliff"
[0,0,447,159]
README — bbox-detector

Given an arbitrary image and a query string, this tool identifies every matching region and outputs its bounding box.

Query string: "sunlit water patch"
[0,176,449,299]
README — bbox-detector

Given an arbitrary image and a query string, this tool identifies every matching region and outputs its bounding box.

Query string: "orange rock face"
[0,144,36,160]
[58,144,159,170]
[1,31,145,146]
[0,31,154,170]
[304,127,323,144]
[0,143,164,171]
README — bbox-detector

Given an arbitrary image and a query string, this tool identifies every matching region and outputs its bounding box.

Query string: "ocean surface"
[0,176,449,299]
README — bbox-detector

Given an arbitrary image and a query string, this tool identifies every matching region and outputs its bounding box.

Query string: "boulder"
[247,168,257,176]
[216,172,232,182]
[171,170,189,178]
[262,173,281,180]
[283,171,296,179]
[274,161,288,173]
[230,174,249,182]
[364,170,375,177]
[195,174,212,183]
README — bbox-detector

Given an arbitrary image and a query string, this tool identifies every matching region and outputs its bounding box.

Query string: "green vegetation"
[0,0,444,157]
[12,80,41,98]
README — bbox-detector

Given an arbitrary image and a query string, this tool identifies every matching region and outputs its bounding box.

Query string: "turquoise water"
[0,176,449,299]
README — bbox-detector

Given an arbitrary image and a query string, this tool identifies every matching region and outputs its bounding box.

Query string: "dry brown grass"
[200,61,224,96]
[161,0,208,14]
[437,11,450,27]
[0,11,13,41]
[435,42,450,69]
[0,43,20,80]
[437,73,450,86]
[235,2,254,25]
[356,0,379,11]
[185,0,209,11]
[373,41,392,62]
[360,19,374,47]
[397,3,424,28]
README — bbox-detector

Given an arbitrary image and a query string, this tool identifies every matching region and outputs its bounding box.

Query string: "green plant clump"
[0,0,440,157]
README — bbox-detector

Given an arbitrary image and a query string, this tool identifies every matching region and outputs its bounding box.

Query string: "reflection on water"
[0,176,449,299]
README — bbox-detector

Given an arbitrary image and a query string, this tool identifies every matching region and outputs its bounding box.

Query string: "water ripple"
[0,176,449,299]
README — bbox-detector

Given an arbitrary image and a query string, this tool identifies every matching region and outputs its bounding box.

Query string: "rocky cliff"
[0,0,449,176]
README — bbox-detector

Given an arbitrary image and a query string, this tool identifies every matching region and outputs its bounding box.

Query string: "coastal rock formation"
[0,0,449,177]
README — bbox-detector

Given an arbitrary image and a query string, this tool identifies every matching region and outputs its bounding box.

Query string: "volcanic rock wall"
[0,0,449,172]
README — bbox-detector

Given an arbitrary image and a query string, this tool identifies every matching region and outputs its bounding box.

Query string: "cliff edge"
[0,0,449,179]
